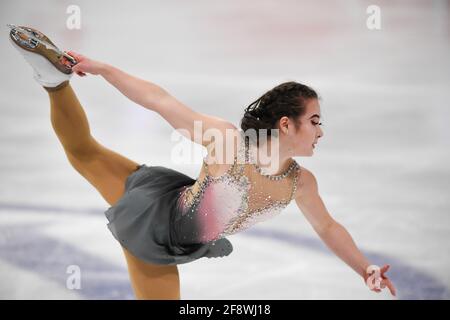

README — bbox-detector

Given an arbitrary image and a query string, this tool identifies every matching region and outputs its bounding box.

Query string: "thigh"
[65,138,140,206]
[122,247,181,300]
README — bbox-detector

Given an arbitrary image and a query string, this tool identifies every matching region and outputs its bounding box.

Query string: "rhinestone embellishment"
[176,129,302,242]
[253,160,299,181]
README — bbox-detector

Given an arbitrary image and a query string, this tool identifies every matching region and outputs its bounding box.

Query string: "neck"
[249,137,293,175]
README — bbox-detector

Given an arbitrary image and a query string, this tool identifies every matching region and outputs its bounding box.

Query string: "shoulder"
[293,165,318,200]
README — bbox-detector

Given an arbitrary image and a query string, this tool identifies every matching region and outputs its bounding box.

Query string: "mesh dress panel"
[175,130,301,244]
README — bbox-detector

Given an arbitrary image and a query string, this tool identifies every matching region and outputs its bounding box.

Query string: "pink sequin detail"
[196,177,248,242]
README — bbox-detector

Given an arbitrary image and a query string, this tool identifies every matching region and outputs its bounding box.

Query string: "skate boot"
[7,24,77,90]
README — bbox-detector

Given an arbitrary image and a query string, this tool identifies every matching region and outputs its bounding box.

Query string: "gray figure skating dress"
[104,130,301,265]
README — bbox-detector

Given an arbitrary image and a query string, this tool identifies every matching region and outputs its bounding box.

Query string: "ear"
[278,116,290,133]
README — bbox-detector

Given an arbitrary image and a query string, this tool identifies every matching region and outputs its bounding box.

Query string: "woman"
[8,25,396,299]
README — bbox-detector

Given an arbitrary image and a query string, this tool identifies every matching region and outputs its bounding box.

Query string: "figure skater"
[8,25,396,300]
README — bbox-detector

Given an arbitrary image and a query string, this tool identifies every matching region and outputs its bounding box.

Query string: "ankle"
[44,80,70,93]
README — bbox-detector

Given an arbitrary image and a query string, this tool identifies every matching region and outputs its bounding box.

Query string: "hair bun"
[240,81,318,147]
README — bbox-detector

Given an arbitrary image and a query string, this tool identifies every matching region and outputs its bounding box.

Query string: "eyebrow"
[308,114,321,119]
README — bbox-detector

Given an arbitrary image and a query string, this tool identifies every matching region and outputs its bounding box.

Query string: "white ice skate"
[7,24,77,89]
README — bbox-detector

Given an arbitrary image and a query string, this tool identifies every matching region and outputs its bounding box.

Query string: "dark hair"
[240,81,319,147]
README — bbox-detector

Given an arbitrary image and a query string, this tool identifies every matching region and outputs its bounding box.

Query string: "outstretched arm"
[295,167,396,296]
[100,64,169,110]
[65,51,237,148]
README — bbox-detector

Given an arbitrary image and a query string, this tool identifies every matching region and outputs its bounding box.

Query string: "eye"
[312,121,323,126]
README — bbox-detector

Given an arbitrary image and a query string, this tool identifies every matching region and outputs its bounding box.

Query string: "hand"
[364,264,397,297]
[61,51,105,77]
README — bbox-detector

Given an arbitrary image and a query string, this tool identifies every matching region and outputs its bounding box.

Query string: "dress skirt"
[104,164,233,265]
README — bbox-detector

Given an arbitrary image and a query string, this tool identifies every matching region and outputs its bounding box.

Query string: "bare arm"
[67,51,237,148]
[100,63,237,148]
[99,63,170,109]
[295,167,396,296]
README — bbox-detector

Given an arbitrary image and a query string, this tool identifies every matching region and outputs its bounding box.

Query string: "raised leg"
[47,83,181,299]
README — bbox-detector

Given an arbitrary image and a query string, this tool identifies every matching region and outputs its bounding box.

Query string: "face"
[279,98,324,157]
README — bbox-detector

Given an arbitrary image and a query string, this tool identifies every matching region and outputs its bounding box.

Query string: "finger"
[65,51,82,62]
[72,64,84,73]
[66,50,80,57]
[60,56,67,64]
[380,265,390,278]
[71,65,84,76]
[61,56,73,67]
[386,279,397,296]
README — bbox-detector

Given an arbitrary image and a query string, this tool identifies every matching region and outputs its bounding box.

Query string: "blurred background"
[0,0,449,299]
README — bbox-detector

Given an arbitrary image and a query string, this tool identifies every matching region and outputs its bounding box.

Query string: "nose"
[318,126,324,139]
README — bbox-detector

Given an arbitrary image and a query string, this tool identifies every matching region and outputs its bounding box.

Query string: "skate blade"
[7,24,77,66]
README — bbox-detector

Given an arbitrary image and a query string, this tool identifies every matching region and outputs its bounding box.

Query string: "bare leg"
[47,83,181,299]
[122,248,181,299]
[47,82,139,204]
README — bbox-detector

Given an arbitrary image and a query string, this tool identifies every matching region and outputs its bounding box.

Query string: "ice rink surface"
[0,0,449,299]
